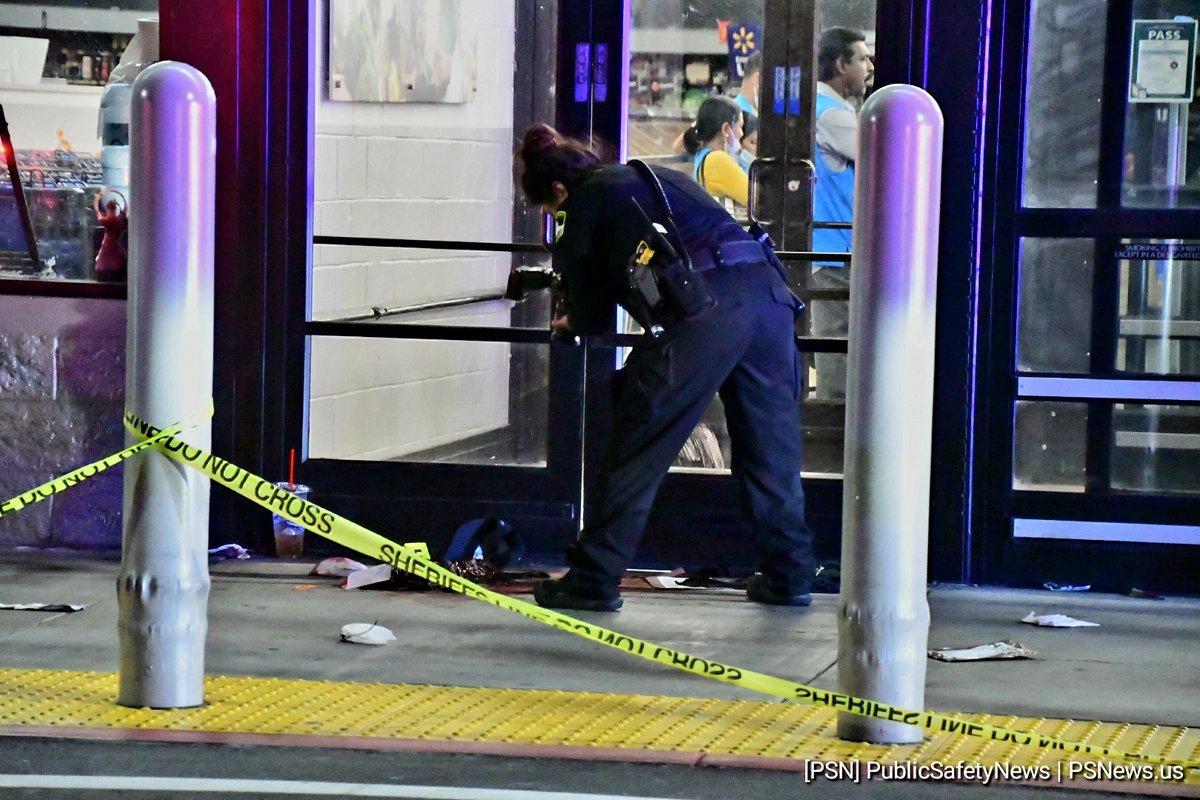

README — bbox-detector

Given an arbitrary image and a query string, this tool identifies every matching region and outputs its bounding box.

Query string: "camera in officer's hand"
[504,266,578,344]
[504,266,560,300]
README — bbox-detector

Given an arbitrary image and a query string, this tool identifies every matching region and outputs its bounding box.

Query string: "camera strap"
[628,159,693,270]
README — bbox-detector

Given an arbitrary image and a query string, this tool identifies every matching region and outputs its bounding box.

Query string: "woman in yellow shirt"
[682,96,749,208]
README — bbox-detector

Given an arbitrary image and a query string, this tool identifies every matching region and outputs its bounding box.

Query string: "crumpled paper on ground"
[644,575,693,590]
[928,640,1036,662]
[339,622,396,645]
[0,603,84,612]
[1021,611,1099,628]
[342,563,394,589]
[208,543,250,562]
[310,557,368,577]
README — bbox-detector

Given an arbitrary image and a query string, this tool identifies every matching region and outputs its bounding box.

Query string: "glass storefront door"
[619,1,878,568]
[303,0,582,556]
[623,0,876,479]
[299,0,881,572]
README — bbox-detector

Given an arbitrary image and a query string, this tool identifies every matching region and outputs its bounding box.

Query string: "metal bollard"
[837,84,944,743]
[117,62,216,708]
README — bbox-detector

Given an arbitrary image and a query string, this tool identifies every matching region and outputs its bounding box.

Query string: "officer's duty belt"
[692,239,768,273]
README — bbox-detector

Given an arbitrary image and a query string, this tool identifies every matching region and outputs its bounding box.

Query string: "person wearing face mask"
[737,113,758,172]
[683,96,749,208]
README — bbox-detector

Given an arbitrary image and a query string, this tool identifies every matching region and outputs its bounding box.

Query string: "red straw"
[288,448,295,489]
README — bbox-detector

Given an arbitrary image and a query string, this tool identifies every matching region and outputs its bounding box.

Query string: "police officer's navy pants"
[565,262,816,595]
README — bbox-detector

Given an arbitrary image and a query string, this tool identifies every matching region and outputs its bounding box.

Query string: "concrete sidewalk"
[1,550,1195,730]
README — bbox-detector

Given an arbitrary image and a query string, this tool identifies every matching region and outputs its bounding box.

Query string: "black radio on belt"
[624,160,717,336]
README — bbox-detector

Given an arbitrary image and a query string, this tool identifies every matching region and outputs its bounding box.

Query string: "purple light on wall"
[963,0,996,560]
[618,0,631,163]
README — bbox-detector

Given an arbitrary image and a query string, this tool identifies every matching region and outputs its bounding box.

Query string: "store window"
[1116,238,1200,375]
[0,1,158,283]
[1017,237,1200,376]
[1023,0,1200,208]
[1022,0,1108,208]
[1110,402,1200,492]
[1013,400,1088,492]
[308,0,553,466]
[1013,398,1200,495]
[1016,238,1095,373]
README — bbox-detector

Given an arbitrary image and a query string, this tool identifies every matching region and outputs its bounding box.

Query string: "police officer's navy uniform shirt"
[552,164,748,335]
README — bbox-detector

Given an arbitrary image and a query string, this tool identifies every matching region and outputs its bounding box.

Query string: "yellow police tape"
[4,408,1194,770]
[0,405,212,523]
[110,412,1197,771]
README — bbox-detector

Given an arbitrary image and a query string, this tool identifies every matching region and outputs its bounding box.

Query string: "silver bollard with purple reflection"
[836,84,944,744]
[117,61,216,710]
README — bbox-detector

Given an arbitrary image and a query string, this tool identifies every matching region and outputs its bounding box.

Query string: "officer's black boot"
[746,574,812,607]
[534,574,623,612]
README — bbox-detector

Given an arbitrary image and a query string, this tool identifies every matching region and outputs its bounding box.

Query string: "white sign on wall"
[1128,18,1197,103]
[328,0,477,103]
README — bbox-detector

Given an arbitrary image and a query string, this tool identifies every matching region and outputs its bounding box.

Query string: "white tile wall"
[308,305,513,460]
[310,0,517,461]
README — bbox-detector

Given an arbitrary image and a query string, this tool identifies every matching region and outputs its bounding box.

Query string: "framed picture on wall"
[328,0,477,103]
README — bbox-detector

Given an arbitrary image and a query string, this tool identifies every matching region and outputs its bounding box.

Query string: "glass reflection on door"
[309,0,557,467]
[625,0,876,477]
[626,0,767,473]
[1117,239,1200,376]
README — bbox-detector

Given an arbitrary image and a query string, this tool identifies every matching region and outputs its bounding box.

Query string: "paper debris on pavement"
[0,603,85,612]
[1021,611,1100,628]
[208,543,250,562]
[645,575,692,589]
[311,557,367,577]
[928,640,1036,662]
[341,563,394,589]
[643,575,742,592]
[339,622,396,645]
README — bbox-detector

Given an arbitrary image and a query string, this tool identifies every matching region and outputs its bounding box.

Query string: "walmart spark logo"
[731,26,756,55]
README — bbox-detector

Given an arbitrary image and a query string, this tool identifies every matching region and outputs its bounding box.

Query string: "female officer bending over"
[518,123,815,611]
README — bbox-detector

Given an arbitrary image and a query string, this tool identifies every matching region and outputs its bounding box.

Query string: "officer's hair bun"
[521,124,562,161]
[517,124,601,205]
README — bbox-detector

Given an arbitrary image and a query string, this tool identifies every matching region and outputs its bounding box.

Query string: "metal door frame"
[294,0,596,560]
[188,0,973,573]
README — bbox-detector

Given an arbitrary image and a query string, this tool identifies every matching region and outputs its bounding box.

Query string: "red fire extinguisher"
[93,188,127,281]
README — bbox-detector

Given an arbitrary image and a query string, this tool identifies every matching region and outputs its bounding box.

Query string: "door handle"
[747,156,776,225]
[748,157,816,224]
[796,158,816,224]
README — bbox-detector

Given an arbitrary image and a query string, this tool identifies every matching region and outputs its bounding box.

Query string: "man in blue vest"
[734,50,762,121]
[811,27,873,401]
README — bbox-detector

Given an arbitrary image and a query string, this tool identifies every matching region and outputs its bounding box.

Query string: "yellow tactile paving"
[0,668,1196,787]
